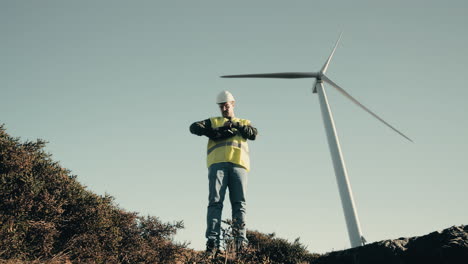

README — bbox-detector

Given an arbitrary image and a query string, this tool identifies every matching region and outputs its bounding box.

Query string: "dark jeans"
[206,162,248,246]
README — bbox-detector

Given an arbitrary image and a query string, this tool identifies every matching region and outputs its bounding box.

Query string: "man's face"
[218,101,235,118]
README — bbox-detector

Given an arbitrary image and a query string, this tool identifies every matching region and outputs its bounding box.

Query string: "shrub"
[0,125,185,263]
[247,230,320,264]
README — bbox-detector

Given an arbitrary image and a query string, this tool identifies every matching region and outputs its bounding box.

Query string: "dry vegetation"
[0,125,319,264]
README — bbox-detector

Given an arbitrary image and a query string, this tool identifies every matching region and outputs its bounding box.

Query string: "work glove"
[231,122,241,129]
[223,121,242,129]
[207,127,236,140]
[220,128,236,138]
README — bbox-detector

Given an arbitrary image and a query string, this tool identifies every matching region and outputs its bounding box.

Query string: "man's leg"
[206,163,229,250]
[228,164,248,248]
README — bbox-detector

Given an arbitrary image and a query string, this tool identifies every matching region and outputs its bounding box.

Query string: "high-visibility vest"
[207,117,251,171]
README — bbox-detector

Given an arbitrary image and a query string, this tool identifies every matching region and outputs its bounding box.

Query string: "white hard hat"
[216,90,235,104]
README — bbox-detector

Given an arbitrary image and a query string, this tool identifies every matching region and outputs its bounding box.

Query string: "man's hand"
[223,121,241,129]
[208,126,236,140]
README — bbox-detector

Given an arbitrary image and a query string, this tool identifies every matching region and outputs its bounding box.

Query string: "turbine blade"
[321,32,343,74]
[321,75,413,142]
[221,72,319,79]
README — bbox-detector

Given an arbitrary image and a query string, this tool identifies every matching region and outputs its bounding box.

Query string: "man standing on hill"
[190,91,258,256]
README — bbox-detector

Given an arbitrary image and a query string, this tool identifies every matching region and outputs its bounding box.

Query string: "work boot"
[205,240,219,258]
[235,240,248,257]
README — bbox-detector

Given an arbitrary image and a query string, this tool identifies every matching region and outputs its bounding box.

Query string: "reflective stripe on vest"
[207,141,249,155]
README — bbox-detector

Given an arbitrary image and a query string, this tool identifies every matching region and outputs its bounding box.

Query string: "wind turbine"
[221,33,413,248]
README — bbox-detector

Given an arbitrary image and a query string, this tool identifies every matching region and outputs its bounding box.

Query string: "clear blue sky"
[2,0,467,253]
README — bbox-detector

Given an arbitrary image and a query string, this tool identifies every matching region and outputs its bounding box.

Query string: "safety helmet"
[216,91,235,104]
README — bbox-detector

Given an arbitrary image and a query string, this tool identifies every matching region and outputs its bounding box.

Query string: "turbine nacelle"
[313,73,325,93]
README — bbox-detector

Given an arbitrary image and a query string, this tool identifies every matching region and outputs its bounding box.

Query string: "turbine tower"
[221,33,412,248]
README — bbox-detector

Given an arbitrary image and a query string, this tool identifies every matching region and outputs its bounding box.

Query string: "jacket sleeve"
[237,123,258,140]
[190,119,212,136]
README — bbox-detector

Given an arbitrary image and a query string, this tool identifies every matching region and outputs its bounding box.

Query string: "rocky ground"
[313,225,468,264]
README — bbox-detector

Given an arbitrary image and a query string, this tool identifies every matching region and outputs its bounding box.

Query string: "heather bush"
[247,230,320,264]
[0,125,186,263]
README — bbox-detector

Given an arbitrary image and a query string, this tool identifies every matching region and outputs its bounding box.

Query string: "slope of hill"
[0,125,186,263]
